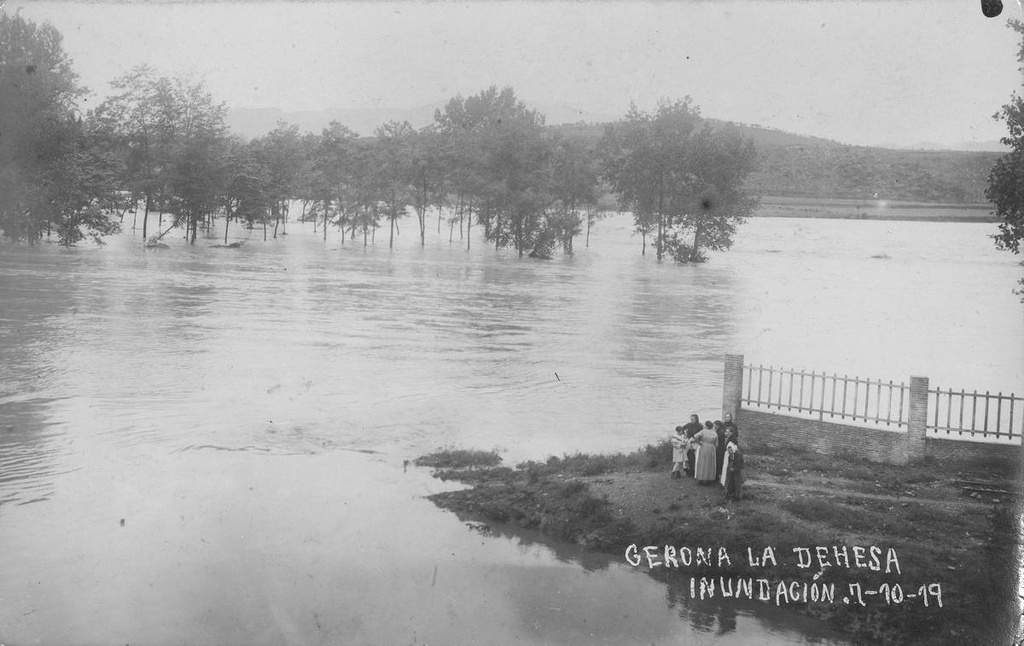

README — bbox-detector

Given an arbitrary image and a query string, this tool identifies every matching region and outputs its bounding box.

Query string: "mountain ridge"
[225,104,1005,153]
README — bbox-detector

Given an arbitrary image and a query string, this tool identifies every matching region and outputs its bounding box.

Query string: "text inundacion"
[623,544,943,607]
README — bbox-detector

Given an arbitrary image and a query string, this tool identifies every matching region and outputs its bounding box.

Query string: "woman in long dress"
[693,424,718,484]
[720,429,736,488]
[723,434,745,500]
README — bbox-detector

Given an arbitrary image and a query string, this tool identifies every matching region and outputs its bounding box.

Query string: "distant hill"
[550,119,1000,204]
[745,145,998,203]
[225,101,620,139]
[227,106,1002,205]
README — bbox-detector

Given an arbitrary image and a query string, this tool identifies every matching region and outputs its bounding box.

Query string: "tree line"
[0,13,760,261]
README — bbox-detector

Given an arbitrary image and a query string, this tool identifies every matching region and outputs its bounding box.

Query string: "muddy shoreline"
[416,443,1019,645]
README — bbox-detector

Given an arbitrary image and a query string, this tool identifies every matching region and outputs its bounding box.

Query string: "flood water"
[1,213,1021,644]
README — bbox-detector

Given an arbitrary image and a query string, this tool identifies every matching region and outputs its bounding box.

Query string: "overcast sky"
[8,0,1023,147]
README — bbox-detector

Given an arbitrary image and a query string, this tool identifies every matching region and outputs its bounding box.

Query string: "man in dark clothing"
[681,414,702,475]
[713,420,727,480]
[723,412,739,439]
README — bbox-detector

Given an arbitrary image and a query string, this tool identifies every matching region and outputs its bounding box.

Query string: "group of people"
[670,412,744,500]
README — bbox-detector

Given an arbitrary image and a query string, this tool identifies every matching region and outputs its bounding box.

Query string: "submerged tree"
[433,87,559,256]
[372,120,416,249]
[550,135,599,253]
[599,99,758,262]
[0,13,120,244]
[662,124,759,263]
[162,78,230,244]
[308,121,359,241]
[93,65,168,242]
[256,121,306,239]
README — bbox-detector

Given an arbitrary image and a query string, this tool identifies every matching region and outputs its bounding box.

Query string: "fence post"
[906,376,929,463]
[723,354,744,422]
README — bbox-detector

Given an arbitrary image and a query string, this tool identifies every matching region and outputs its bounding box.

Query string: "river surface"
[1,213,1021,644]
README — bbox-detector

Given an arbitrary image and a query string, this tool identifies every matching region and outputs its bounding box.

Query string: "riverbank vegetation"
[416,442,1018,645]
[3,11,1013,263]
[0,14,759,262]
[987,20,1024,301]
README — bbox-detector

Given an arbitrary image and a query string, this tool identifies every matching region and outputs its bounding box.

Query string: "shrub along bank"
[416,440,1019,645]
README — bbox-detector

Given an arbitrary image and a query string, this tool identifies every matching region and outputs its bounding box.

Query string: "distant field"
[754,195,997,222]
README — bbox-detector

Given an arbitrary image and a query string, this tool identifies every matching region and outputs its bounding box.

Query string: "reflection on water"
[1,214,1020,644]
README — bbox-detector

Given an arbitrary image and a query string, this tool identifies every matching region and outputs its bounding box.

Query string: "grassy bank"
[416,441,1019,645]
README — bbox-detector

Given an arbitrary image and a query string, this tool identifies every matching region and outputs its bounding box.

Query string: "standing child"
[670,426,688,479]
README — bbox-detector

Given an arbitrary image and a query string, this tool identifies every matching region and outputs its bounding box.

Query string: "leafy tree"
[372,120,416,249]
[435,87,555,256]
[550,135,599,252]
[0,13,119,244]
[600,99,758,262]
[161,78,230,244]
[433,91,493,248]
[49,116,123,245]
[600,100,700,259]
[663,124,759,262]
[349,138,384,246]
[92,65,168,242]
[988,20,1024,258]
[221,136,271,243]
[308,121,359,241]
[409,125,446,247]
[257,121,306,238]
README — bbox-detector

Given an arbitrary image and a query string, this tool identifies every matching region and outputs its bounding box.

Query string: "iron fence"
[741,363,1023,442]
[928,387,1023,441]
[741,364,909,428]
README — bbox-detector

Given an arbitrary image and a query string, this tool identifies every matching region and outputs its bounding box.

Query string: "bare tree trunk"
[656,191,664,260]
[224,203,231,244]
[142,195,151,243]
[263,218,267,241]
[691,223,703,262]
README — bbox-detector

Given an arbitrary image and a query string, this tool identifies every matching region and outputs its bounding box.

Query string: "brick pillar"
[723,354,744,421]
[905,376,929,463]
